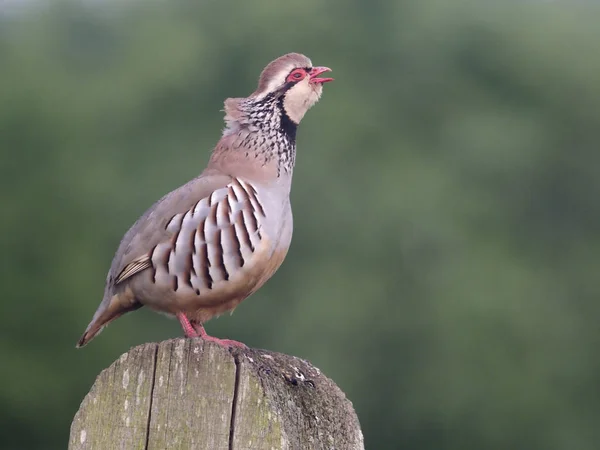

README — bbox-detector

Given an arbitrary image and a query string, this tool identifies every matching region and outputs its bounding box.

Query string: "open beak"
[309,67,334,84]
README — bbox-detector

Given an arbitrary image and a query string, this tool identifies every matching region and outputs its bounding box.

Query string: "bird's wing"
[110,172,267,294]
[109,171,231,285]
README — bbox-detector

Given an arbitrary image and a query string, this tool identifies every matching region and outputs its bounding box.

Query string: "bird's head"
[252,53,333,124]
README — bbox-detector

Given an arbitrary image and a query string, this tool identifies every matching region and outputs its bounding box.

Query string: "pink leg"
[177,313,198,338]
[193,323,247,349]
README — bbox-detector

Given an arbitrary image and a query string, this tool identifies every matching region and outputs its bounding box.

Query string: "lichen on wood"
[69,338,364,450]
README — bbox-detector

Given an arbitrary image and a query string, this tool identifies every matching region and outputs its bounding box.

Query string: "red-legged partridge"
[77,53,333,348]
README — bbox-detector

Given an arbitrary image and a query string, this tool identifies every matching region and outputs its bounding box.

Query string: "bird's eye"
[286,69,306,83]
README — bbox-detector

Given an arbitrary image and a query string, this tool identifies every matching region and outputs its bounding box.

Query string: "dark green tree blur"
[2,1,600,448]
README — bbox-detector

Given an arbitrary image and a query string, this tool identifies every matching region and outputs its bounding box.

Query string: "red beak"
[309,66,334,84]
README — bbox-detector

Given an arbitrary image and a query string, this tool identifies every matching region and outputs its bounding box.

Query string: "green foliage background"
[2,1,600,448]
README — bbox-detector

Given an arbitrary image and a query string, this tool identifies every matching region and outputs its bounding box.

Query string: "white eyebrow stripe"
[255,59,313,97]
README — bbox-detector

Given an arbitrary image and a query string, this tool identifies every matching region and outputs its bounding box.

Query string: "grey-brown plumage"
[77,53,333,347]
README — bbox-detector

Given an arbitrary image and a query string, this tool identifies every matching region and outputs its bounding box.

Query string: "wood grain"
[69,339,363,450]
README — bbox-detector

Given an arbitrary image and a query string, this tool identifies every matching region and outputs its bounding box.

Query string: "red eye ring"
[286,69,306,83]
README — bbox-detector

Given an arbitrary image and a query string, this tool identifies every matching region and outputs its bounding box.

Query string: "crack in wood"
[228,352,241,450]
[144,344,159,450]
[162,341,175,444]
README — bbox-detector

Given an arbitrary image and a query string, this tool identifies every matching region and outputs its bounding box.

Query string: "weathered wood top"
[69,338,364,450]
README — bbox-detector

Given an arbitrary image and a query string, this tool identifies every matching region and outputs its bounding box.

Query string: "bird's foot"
[199,334,247,349]
[177,313,246,348]
[194,323,247,349]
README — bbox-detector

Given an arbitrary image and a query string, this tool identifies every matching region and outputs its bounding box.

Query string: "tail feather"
[77,322,105,348]
[76,291,142,348]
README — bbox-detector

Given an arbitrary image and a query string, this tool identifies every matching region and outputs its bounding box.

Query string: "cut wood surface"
[69,338,364,450]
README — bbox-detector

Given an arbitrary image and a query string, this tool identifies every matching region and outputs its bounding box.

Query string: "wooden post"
[69,338,364,450]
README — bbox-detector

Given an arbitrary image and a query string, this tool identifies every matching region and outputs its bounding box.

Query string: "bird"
[77,53,333,348]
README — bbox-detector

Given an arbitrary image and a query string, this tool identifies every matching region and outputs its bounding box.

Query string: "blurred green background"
[2,0,600,449]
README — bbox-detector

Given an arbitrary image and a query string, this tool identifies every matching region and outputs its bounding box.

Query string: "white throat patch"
[282,80,323,124]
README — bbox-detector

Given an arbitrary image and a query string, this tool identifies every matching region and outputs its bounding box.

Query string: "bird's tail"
[76,289,142,348]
